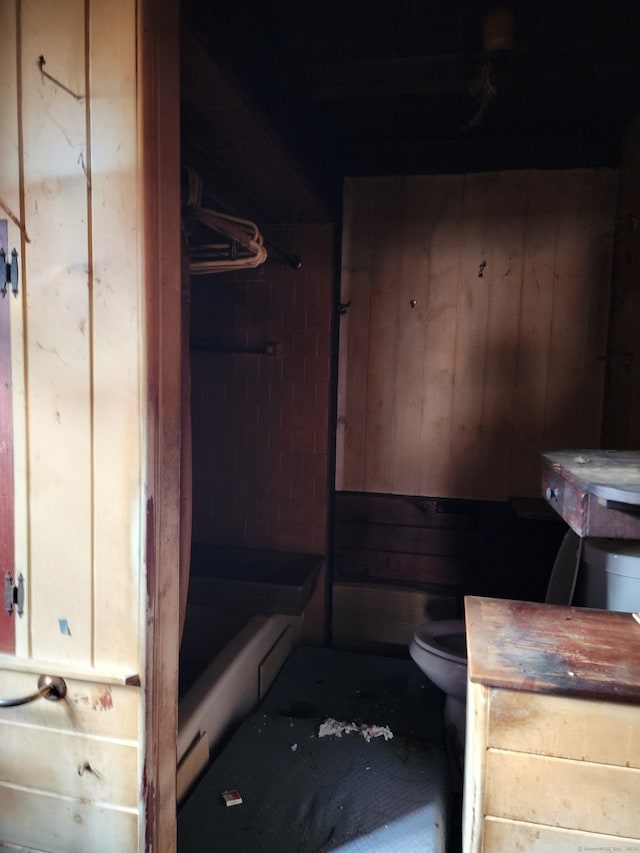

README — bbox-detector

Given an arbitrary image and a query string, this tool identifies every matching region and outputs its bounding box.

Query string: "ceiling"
[180,0,640,222]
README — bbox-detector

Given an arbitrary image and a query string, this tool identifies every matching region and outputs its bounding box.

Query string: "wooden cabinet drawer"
[0,670,141,851]
[486,748,640,838]
[541,465,587,534]
[0,669,140,740]
[488,689,640,768]
[0,786,138,853]
[0,720,139,806]
[483,816,640,852]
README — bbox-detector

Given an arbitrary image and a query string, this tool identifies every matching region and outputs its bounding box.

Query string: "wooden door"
[0,2,181,850]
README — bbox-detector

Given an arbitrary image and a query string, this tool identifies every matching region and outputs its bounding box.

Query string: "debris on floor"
[221,790,243,807]
[318,717,394,742]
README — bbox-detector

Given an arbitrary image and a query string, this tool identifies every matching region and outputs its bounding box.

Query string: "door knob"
[0,675,66,707]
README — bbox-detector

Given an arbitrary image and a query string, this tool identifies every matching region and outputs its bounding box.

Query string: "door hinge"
[0,247,19,296]
[5,572,24,617]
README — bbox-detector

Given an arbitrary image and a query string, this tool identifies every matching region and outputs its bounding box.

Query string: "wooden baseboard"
[332,581,456,653]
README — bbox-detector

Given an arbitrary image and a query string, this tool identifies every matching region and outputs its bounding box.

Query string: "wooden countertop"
[465,595,640,703]
[543,449,640,506]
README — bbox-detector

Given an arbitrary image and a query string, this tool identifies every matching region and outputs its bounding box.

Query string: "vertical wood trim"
[7,0,29,660]
[0,221,16,653]
[0,0,21,655]
[139,0,181,848]
[179,246,192,644]
[89,0,142,673]
[84,0,97,670]
[463,681,490,853]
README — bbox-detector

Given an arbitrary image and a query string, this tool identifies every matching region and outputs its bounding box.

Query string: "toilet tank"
[574,538,640,612]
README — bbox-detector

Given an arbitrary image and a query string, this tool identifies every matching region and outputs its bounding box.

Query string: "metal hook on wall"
[264,238,302,270]
[38,55,84,101]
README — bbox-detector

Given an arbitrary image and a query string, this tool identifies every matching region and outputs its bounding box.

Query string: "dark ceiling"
[181,0,640,221]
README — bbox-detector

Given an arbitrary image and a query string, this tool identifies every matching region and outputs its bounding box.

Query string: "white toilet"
[409,530,640,762]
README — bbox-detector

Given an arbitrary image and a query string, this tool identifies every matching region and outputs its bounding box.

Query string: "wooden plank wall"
[334,492,567,611]
[190,224,333,556]
[17,0,143,674]
[0,1,154,848]
[603,118,640,447]
[336,170,617,500]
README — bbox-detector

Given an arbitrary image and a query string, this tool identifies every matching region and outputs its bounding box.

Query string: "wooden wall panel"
[190,223,333,555]
[478,171,527,499]
[419,175,464,496]
[90,0,141,672]
[449,172,496,497]
[603,118,640,448]
[332,581,456,654]
[336,179,374,491]
[582,170,619,440]
[363,179,405,492]
[334,492,566,606]
[0,1,171,847]
[391,179,430,494]
[21,0,94,665]
[544,171,603,449]
[337,170,617,500]
[16,0,145,674]
[510,172,562,495]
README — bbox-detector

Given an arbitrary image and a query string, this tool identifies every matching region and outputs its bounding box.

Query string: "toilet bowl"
[409,529,640,762]
[409,529,581,758]
[409,620,467,702]
[409,620,468,767]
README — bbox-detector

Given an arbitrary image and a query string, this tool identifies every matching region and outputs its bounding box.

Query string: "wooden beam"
[140,0,181,849]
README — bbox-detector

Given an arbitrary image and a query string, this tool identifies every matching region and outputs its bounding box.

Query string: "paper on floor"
[318,717,393,742]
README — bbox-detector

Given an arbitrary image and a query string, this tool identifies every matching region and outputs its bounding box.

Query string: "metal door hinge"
[5,572,24,617]
[0,248,18,297]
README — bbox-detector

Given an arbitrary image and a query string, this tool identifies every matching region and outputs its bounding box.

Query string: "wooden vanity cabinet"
[463,596,640,852]
[541,450,640,538]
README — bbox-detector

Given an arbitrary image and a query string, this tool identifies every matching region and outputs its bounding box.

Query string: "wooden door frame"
[139,0,182,849]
